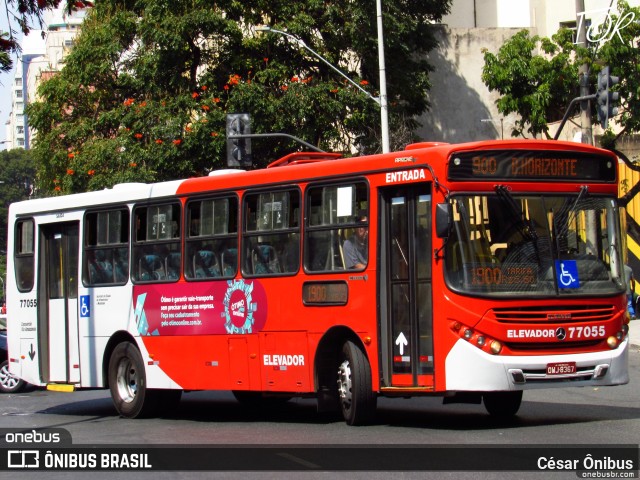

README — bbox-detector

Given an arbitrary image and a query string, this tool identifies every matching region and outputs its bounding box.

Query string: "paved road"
[2,338,639,480]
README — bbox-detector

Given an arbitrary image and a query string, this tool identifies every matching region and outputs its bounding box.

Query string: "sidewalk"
[629,318,640,348]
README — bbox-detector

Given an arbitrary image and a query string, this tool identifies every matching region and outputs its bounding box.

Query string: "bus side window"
[132,203,180,283]
[15,219,35,292]
[185,196,238,281]
[83,209,129,286]
[243,189,300,277]
[304,182,368,273]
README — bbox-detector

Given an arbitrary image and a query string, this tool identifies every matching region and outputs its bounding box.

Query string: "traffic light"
[596,66,619,129]
[226,113,252,167]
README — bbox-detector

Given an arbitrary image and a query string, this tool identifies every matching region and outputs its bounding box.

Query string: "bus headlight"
[490,340,503,354]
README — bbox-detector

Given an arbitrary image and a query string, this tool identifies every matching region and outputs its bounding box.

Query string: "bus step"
[46,384,76,393]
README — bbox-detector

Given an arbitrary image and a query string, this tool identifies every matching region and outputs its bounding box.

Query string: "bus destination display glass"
[448,150,616,182]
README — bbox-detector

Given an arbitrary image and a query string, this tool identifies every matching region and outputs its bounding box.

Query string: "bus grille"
[490,305,616,324]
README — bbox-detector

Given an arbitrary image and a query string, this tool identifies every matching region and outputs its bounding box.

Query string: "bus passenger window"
[132,203,180,283]
[15,219,35,292]
[83,209,130,287]
[243,189,300,276]
[185,196,238,280]
[304,182,369,272]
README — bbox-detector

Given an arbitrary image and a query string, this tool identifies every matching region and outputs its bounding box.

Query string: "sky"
[0,5,49,149]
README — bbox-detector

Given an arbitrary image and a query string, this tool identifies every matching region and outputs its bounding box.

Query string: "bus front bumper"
[444,337,629,391]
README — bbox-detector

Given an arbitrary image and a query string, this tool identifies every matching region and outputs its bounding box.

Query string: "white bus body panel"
[7,181,183,389]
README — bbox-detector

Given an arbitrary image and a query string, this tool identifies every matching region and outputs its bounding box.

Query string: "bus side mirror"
[435,203,452,238]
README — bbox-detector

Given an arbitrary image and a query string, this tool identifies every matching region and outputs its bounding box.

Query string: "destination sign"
[302,281,348,306]
[448,150,616,182]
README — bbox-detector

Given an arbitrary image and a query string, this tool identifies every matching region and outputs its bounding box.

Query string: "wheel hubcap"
[0,364,18,390]
[337,359,352,409]
[116,358,138,403]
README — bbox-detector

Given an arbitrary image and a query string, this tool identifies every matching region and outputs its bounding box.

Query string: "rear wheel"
[108,342,159,418]
[483,391,523,418]
[336,341,377,425]
[0,359,25,393]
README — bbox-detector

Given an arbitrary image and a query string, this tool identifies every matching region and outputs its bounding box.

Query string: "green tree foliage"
[0,148,36,287]
[481,29,583,138]
[481,1,640,140]
[27,0,451,195]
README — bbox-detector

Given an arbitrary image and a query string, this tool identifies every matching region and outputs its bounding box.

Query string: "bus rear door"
[379,183,434,388]
[37,222,81,385]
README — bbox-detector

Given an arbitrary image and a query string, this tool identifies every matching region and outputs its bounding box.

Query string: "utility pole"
[576,0,592,145]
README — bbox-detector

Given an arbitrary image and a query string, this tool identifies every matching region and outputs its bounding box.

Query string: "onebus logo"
[4,430,62,444]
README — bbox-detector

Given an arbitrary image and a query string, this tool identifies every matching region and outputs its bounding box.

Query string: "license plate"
[546,362,576,375]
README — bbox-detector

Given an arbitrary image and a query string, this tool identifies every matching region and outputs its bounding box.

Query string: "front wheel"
[0,359,25,393]
[108,342,158,418]
[336,341,377,425]
[483,391,523,418]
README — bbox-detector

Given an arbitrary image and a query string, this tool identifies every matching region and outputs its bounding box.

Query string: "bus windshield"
[444,191,625,297]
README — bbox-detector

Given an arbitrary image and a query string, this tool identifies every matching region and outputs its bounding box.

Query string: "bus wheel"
[0,359,26,393]
[108,342,157,418]
[483,391,523,418]
[336,341,376,425]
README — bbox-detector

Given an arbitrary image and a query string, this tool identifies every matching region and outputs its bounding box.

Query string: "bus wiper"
[569,186,589,217]
[494,185,537,242]
[551,186,589,254]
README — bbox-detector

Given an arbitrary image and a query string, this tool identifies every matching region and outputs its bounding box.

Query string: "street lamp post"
[257,22,390,153]
[375,0,390,153]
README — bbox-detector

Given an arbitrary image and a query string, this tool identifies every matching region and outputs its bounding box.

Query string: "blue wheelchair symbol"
[555,260,580,289]
[80,295,91,317]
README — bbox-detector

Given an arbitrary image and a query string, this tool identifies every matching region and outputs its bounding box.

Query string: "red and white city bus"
[6,139,629,425]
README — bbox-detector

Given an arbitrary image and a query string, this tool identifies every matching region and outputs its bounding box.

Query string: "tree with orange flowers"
[27,0,451,194]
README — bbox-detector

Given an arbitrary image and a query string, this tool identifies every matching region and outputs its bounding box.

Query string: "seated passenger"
[344,216,368,269]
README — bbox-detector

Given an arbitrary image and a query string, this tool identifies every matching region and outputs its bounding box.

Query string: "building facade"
[417,0,640,144]
[4,5,87,150]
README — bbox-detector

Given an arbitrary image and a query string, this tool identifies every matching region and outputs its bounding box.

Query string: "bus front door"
[38,222,80,384]
[380,184,434,388]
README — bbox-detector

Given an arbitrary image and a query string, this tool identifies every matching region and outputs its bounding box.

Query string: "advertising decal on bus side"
[130,279,268,336]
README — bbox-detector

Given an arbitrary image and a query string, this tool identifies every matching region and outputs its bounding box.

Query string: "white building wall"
[417,27,524,143]
[446,0,640,33]
[444,0,531,28]
[425,0,640,143]
[530,0,640,38]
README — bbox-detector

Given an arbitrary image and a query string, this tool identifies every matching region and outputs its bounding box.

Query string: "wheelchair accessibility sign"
[80,295,91,318]
[555,260,580,289]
